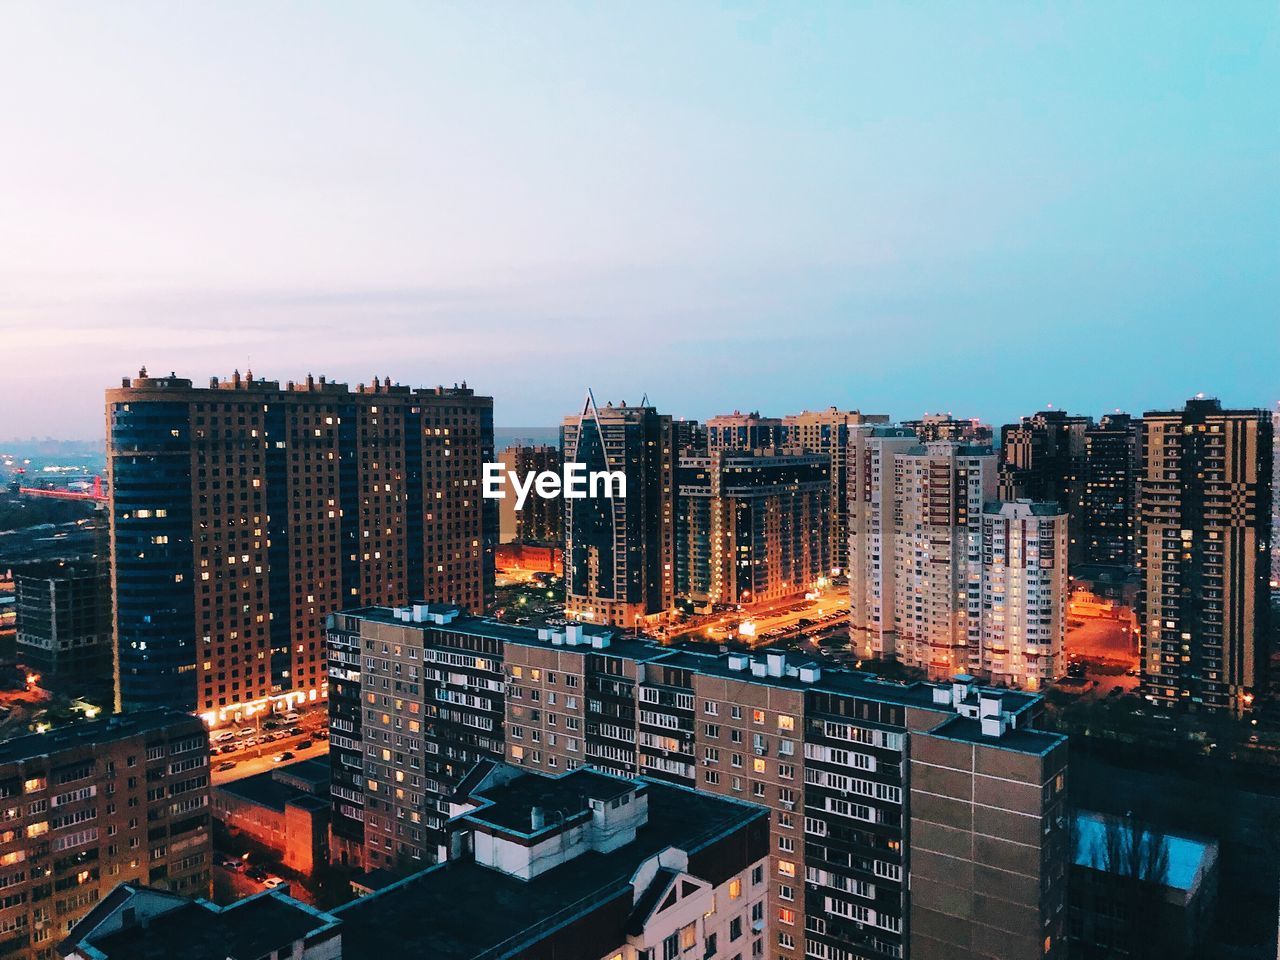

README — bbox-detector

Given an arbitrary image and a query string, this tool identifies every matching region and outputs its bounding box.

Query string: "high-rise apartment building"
[561,395,674,627]
[674,416,709,456]
[14,563,112,700]
[894,443,998,679]
[781,408,891,577]
[706,412,784,453]
[0,710,211,960]
[1272,403,1280,592]
[979,501,1068,690]
[847,426,919,661]
[496,444,563,545]
[998,410,1092,567]
[106,369,495,719]
[675,450,830,609]
[1082,413,1141,568]
[327,605,1069,960]
[901,413,993,445]
[1138,397,1273,713]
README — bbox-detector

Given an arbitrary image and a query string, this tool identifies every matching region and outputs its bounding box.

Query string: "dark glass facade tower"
[107,370,495,717]
[561,395,674,627]
[998,409,1093,567]
[1082,413,1141,567]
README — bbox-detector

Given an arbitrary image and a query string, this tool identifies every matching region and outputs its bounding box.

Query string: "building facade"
[0,711,211,960]
[706,412,784,453]
[901,414,994,445]
[106,369,495,719]
[1137,398,1273,713]
[211,758,330,877]
[676,450,830,610]
[893,443,998,679]
[846,426,919,661]
[998,410,1093,568]
[327,605,1070,960]
[496,444,563,545]
[1082,413,1141,568]
[978,501,1068,690]
[781,408,891,577]
[561,395,674,627]
[14,564,112,700]
[1272,403,1280,593]
[65,763,771,960]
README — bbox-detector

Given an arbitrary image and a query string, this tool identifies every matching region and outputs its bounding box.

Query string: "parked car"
[263,719,281,730]
[218,857,242,871]
[282,712,300,722]
[216,760,237,772]
[238,727,255,737]
[288,726,304,736]
[263,876,286,889]
[245,866,268,882]
[242,738,257,748]
[214,730,237,743]
[296,739,313,749]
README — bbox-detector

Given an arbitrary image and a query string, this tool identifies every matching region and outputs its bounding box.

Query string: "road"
[667,589,849,645]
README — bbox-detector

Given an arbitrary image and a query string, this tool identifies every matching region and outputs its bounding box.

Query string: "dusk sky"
[2,2,1277,439]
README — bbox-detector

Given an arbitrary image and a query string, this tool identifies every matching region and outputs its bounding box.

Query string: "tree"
[1094,811,1170,959]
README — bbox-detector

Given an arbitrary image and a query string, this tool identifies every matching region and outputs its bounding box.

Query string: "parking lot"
[209,703,329,785]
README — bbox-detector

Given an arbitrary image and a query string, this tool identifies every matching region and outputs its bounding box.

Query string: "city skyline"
[3,2,1278,438]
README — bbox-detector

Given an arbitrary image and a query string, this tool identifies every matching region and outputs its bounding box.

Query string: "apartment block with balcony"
[676,450,830,611]
[978,501,1068,690]
[0,711,211,960]
[893,443,998,680]
[781,408,891,577]
[326,605,1068,960]
[106,368,495,720]
[847,426,919,661]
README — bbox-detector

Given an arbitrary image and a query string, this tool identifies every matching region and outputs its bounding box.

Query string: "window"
[680,923,697,951]
[729,877,742,899]
[730,916,743,941]
[778,908,796,925]
[663,933,679,960]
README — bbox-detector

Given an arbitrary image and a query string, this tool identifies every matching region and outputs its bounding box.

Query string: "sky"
[1,2,1277,439]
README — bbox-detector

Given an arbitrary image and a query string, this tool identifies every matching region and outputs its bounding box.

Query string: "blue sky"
[1,2,1277,436]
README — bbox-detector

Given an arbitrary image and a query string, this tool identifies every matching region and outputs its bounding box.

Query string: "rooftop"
[1074,811,1218,894]
[215,758,330,812]
[331,778,768,960]
[464,767,641,835]
[923,715,1067,757]
[0,709,198,767]
[339,608,1045,725]
[62,886,339,960]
